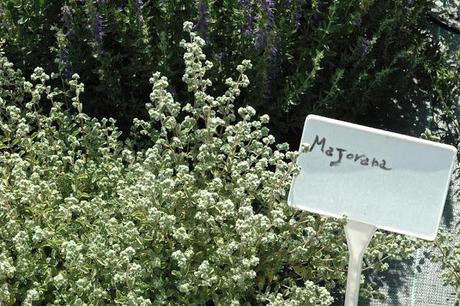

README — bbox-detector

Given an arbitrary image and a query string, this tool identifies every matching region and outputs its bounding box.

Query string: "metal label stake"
[344,220,377,306]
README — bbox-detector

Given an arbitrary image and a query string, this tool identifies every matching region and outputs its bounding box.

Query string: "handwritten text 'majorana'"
[309,135,392,171]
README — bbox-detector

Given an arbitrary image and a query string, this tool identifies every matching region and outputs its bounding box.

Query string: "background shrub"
[0,25,422,305]
[0,0,456,145]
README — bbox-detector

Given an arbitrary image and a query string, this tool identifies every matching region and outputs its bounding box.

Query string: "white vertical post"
[344,220,377,306]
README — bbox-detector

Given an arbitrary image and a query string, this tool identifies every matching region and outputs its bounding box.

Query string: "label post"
[344,220,377,306]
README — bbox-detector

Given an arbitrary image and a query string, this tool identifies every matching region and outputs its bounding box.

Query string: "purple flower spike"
[358,37,369,57]
[295,0,304,28]
[240,0,254,36]
[259,0,274,25]
[60,5,72,27]
[269,46,278,58]
[0,7,4,14]
[354,16,362,28]
[217,52,224,63]
[244,15,256,36]
[93,13,105,44]
[255,31,267,49]
[58,48,72,80]
[298,0,312,21]
[197,0,209,41]
[64,66,72,79]
[135,0,144,22]
[284,0,291,9]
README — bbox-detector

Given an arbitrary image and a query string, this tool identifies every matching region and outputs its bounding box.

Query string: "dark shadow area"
[441,183,457,229]
[357,257,416,306]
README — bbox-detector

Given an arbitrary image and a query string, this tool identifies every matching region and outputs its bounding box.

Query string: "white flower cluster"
[0,24,422,305]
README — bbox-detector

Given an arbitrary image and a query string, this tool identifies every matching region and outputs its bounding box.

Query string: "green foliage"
[0,0,453,144]
[0,25,422,305]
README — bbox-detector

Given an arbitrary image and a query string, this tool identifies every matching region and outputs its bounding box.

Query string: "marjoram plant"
[0,23,421,305]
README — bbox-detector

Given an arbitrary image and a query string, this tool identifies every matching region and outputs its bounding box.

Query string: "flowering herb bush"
[0,0,456,145]
[0,23,424,305]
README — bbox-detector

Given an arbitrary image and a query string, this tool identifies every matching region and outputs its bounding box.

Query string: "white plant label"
[289,115,457,240]
[288,115,457,306]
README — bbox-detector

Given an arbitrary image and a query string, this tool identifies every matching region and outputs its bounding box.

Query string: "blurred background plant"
[0,0,458,145]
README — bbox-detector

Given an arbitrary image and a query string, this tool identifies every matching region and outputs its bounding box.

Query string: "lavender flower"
[294,0,311,28]
[58,48,73,80]
[245,15,256,36]
[240,0,254,36]
[259,0,274,25]
[269,45,278,58]
[354,16,362,28]
[217,51,224,63]
[134,0,144,23]
[284,0,291,9]
[357,37,369,57]
[0,6,4,14]
[60,5,72,27]
[295,0,303,28]
[197,0,209,41]
[254,31,267,49]
[93,13,105,44]
[253,0,276,50]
